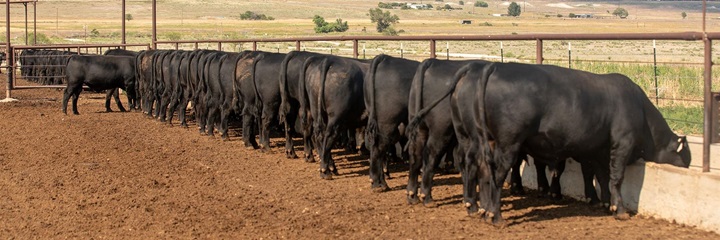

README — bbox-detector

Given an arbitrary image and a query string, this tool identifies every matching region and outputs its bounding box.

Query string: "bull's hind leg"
[509,155,526,196]
[419,137,449,208]
[283,108,299,159]
[406,126,428,205]
[62,85,80,115]
[367,131,390,192]
[113,89,127,112]
[104,89,114,112]
[178,95,191,128]
[259,106,275,153]
[219,103,232,141]
[70,89,82,115]
[241,112,259,149]
[318,122,341,180]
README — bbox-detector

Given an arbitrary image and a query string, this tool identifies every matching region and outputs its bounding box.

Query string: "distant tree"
[568,13,576,18]
[612,7,628,19]
[459,1,464,5]
[313,15,349,33]
[508,2,521,17]
[368,8,399,33]
[681,12,687,19]
[474,1,488,7]
[125,14,133,21]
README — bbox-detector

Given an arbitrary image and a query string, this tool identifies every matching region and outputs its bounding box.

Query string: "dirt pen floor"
[1,84,718,239]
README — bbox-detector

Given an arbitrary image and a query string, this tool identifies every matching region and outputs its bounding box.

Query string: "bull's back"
[487,63,645,157]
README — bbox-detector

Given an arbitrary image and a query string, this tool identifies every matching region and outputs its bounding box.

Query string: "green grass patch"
[658,105,703,135]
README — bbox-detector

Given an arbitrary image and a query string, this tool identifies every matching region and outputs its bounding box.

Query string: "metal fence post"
[568,42,572,69]
[703,37,712,173]
[353,40,358,58]
[536,39,543,64]
[218,42,222,51]
[6,46,13,99]
[253,41,257,51]
[500,42,504,63]
[653,40,659,105]
[296,41,301,51]
[400,42,404,59]
[430,40,436,59]
[446,42,449,60]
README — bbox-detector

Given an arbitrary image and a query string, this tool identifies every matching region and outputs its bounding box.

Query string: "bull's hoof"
[407,194,420,205]
[73,112,80,115]
[105,109,113,112]
[320,172,333,180]
[614,212,631,221]
[466,204,479,216]
[286,151,298,159]
[510,185,526,196]
[422,198,437,208]
[260,147,274,154]
[371,184,389,193]
[119,108,127,112]
[550,193,563,201]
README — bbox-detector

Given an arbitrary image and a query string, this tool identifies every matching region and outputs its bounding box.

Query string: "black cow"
[364,54,419,191]
[300,55,369,179]
[167,51,192,125]
[136,50,158,117]
[62,55,136,115]
[235,51,263,147]
[197,51,226,135]
[104,49,140,111]
[249,52,287,152]
[405,59,490,207]
[279,51,328,161]
[449,62,691,225]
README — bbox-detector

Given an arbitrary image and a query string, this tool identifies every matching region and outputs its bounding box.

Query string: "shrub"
[313,15,349,33]
[240,11,274,20]
[508,2,521,16]
[474,1,488,7]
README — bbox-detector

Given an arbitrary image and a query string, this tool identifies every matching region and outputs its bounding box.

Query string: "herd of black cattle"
[18,48,692,225]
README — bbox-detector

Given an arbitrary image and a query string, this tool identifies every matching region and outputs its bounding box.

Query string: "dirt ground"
[0,83,718,239]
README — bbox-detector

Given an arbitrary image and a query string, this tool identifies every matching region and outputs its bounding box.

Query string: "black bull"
[448,62,690,225]
[62,55,137,115]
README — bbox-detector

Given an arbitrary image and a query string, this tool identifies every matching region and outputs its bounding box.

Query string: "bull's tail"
[298,55,317,130]
[405,59,434,144]
[475,62,497,166]
[279,51,298,125]
[250,53,265,119]
[364,54,387,147]
[318,57,332,130]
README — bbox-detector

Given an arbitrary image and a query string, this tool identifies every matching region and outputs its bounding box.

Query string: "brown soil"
[0,82,717,239]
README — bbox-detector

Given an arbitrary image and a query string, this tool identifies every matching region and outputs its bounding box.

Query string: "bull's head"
[655,135,691,168]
